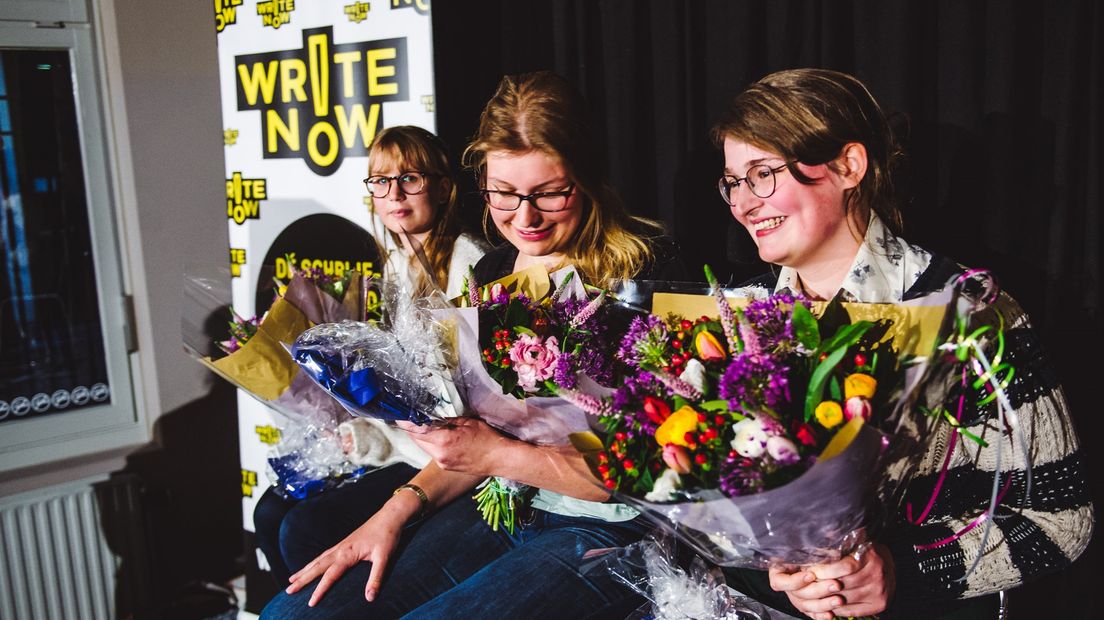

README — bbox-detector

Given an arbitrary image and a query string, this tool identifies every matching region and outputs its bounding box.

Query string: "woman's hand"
[767,543,895,620]
[285,491,420,606]
[400,418,512,477]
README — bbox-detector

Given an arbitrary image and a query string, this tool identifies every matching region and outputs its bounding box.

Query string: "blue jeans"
[254,464,420,584]
[260,493,649,619]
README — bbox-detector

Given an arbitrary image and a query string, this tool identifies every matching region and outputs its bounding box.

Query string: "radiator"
[0,477,119,620]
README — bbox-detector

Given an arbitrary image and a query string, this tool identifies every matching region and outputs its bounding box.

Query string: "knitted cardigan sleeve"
[886,292,1094,609]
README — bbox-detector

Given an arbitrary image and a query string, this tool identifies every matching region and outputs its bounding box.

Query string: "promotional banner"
[213,0,435,606]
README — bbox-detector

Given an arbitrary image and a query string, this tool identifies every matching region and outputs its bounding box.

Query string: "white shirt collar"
[774,215,931,303]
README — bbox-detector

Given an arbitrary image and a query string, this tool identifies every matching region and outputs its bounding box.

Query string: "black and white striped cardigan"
[745,253,1094,614]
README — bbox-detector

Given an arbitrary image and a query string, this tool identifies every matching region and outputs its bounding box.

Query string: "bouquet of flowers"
[184,265,378,499]
[570,266,972,567]
[450,265,632,533]
[289,278,466,425]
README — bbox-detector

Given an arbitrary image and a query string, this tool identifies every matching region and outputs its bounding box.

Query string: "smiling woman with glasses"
[263,71,686,620]
[712,68,1091,620]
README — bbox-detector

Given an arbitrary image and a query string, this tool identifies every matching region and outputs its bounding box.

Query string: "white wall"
[0,0,227,495]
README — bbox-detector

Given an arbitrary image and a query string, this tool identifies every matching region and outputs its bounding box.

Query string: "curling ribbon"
[905,270,1031,584]
[293,347,430,424]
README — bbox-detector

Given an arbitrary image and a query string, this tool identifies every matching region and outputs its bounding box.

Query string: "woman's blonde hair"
[711,68,904,235]
[369,125,463,292]
[462,71,664,288]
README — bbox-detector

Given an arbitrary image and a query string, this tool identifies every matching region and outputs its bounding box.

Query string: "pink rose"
[509,334,560,392]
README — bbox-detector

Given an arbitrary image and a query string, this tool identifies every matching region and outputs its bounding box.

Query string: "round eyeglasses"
[717,162,792,205]
[479,184,576,212]
[363,172,431,198]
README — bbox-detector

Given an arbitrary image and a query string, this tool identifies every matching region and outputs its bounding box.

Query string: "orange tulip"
[694,331,727,361]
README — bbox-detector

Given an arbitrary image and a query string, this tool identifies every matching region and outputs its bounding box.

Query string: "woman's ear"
[437,176,454,205]
[834,142,868,190]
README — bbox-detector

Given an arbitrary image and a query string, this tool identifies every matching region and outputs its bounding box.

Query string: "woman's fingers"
[792,593,845,616]
[806,555,861,581]
[789,578,844,601]
[308,553,356,607]
[286,557,328,594]
[364,549,389,602]
[767,567,814,591]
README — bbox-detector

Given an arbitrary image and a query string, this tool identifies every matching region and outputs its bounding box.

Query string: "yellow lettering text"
[333,51,361,98]
[334,103,379,148]
[307,122,339,167]
[279,58,308,103]
[237,61,278,106]
[267,108,299,153]
[366,48,398,96]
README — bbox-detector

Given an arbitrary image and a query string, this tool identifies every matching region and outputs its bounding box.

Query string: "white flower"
[678,358,707,394]
[644,468,682,502]
[766,436,799,465]
[731,417,769,458]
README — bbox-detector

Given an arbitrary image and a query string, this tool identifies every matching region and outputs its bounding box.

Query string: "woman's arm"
[285,462,483,605]
[404,418,610,501]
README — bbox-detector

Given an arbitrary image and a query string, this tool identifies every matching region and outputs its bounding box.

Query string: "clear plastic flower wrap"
[583,531,777,620]
[184,264,380,499]
[266,419,368,500]
[291,279,467,425]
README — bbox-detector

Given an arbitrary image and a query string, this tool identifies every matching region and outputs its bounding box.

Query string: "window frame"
[0,4,147,472]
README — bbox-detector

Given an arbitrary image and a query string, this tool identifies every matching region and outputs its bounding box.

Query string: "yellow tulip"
[844,373,877,400]
[655,405,700,447]
[814,400,844,429]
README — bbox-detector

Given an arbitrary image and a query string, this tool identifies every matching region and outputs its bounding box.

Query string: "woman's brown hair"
[711,68,904,235]
[369,125,463,292]
[462,71,664,288]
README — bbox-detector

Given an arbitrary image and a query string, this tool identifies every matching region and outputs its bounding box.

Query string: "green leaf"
[700,399,730,412]
[504,299,529,327]
[513,325,536,337]
[500,373,518,396]
[792,302,820,350]
[805,345,849,420]
[817,321,874,357]
[829,376,842,401]
[672,395,689,411]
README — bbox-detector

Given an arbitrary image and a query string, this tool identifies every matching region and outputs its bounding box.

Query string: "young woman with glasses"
[714,68,1091,620]
[260,71,684,619]
[252,125,489,595]
[366,125,490,298]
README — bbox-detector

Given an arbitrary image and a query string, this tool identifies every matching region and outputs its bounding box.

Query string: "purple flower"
[553,351,578,389]
[742,293,809,354]
[618,315,668,369]
[718,454,765,497]
[718,352,791,415]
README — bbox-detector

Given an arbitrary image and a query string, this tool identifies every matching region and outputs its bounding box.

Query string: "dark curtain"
[433,1,1101,616]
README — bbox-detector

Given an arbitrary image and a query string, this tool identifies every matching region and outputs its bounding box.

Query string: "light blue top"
[530,488,639,522]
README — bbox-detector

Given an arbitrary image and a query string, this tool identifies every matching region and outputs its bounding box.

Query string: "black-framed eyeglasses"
[363,171,432,198]
[717,162,793,205]
[479,184,576,212]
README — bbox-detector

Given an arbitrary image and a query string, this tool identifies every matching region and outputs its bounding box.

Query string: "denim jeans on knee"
[279,463,419,574]
[260,494,649,620]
